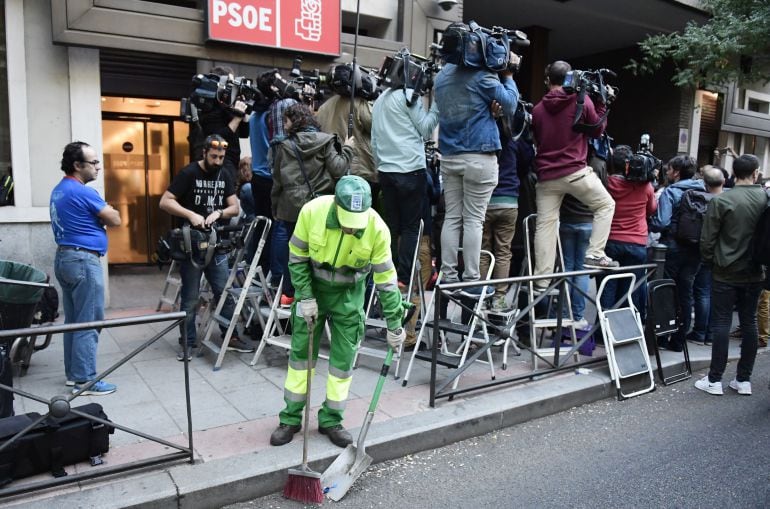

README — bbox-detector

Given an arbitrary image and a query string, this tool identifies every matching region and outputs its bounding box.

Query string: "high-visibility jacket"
[288,195,404,330]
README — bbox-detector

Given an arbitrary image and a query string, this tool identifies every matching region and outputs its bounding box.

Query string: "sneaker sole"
[72,388,116,396]
[227,347,255,353]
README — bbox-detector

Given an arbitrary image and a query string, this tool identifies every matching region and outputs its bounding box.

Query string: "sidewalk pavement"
[2,266,754,508]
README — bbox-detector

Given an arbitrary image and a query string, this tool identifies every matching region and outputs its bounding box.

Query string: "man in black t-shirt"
[160,134,252,359]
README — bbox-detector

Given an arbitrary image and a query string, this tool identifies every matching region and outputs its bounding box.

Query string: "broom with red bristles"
[283,315,323,504]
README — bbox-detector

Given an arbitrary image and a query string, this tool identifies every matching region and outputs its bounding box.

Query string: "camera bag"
[0,403,114,486]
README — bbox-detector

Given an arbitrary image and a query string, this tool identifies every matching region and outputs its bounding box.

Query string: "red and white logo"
[207,0,340,56]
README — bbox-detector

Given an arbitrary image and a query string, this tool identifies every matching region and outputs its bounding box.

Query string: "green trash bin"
[0,260,47,333]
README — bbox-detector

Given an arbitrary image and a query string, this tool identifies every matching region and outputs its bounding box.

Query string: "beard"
[204,160,223,173]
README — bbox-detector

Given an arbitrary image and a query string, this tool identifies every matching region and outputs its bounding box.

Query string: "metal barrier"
[0,312,193,498]
[428,264,657,406]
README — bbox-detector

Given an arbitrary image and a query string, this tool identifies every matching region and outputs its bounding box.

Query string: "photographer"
[434,24,520,296]
[598,145,657,319]
[531,60,616,294]
[316,65,379,196]
[159,134,252,360]
[197,66,250,177]
[372,51,440,290]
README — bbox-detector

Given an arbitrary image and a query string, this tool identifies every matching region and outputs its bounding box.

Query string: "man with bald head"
[688,165,725,346]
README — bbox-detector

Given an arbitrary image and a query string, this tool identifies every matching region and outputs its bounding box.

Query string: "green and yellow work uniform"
[279,195,404,428]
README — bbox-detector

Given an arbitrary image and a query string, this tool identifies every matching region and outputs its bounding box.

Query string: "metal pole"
[347,0,361,143]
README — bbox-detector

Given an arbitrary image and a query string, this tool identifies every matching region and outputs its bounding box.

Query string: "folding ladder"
[355,220,426,379]
[520,214,581,370]
[596,273,655,400]
[400,249,497,389]
[645,278,691,385]
[199,216,271,370]
[156,260,182,312]
[249,275,332,366]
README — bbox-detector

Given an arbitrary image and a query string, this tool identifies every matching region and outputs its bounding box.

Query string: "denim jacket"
[434,64,519,156]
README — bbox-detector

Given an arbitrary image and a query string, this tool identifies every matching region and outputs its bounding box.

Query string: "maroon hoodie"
[532,89,606,182]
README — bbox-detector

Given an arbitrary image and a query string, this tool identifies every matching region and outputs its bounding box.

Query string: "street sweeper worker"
[270,175,407,448]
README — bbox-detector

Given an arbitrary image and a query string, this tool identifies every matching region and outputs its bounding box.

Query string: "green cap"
[335,175,372,229]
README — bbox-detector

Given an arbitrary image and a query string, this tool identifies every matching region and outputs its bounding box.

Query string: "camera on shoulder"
[439,20,529,73]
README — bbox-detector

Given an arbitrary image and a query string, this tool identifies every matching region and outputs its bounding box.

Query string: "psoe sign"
[207,0,340,56]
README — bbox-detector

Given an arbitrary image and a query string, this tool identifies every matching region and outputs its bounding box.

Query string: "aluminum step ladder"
[199,216,271,370]
[354,220,426,379]
[156,260,182,312]
[520,214,581,370]
[400,249,497,388]
[596,273,655,400]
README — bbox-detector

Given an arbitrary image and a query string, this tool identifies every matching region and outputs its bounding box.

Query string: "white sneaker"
[694,376,723,395]
[728,378,752,395]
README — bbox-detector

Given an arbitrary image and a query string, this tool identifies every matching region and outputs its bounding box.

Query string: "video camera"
[562,68,619,106]
[287,56,325,108]
[180,73,263,123]
[439,20,529,73]
[328,62,380,101]
[379,48,435,106]
[625,133,661,183]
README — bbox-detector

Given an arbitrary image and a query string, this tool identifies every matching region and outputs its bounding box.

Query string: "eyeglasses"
[81,159,100,166]
[207,140,229,149]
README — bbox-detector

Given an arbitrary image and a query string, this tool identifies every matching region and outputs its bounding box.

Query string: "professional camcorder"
[287,56,326,108]
[624,134,661,183]
[439,20,529,73]
[328,63,380,101]
[562,68,619,106]
[180,73,263,122]
[379,48,435,106]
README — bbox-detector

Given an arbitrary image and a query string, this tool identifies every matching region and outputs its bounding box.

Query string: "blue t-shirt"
[50,177,108,254]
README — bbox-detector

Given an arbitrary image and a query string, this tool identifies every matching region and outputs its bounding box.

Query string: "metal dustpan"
[321,348,393,501]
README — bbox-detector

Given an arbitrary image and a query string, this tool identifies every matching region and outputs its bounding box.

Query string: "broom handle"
[302,316,315,467]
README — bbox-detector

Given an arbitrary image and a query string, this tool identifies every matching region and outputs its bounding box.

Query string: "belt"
[58,246,103,257]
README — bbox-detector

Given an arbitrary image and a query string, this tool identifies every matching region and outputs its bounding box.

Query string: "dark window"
[141,0,201,8]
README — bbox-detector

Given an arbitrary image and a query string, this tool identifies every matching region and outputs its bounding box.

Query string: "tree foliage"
[628,0,770,88]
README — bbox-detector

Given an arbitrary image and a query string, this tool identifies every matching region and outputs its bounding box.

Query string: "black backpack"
[674,189,713,246]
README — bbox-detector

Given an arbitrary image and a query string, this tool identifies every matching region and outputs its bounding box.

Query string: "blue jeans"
[270,220,296,296]
[600,240,648,320]
[664,243,701,347]
[708,280,762,383]
[180,253,234,346]
[54,249,104,382]
[691,264,712,342]
[559,222,592,321]
[379,170,427,284]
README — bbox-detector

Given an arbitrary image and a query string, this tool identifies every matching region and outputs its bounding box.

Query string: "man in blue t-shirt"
[50,141,121,395]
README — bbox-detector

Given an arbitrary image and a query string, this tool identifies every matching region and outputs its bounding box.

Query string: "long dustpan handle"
[368,348,393,412]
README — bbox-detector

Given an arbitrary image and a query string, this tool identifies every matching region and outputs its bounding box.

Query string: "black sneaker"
[319,424,353,448]
[226,337,255,353]
[270,423,301,446]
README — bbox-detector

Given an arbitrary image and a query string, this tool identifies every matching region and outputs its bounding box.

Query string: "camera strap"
[181,224,217,269]
[289,139,318,199]
[572,89,610,133]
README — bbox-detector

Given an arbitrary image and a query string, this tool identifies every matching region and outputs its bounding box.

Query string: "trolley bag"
[0,403,114,486]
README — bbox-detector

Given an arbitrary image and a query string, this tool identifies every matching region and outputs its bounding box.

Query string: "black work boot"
[319,425,353,448]
[270,423,301,446]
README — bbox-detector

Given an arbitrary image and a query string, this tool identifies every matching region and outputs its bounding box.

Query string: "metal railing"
[0,312,193,498]
[427,263,657,406]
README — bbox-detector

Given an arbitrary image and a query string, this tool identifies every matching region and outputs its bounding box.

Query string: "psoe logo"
[295,0,322,41]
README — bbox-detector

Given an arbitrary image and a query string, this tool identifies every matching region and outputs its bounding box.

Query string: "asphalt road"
[228,352,770,509]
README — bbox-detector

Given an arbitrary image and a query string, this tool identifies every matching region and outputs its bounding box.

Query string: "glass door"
[103,119,174,264]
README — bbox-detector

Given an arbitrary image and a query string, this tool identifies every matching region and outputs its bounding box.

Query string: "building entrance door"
[102,113,189,264]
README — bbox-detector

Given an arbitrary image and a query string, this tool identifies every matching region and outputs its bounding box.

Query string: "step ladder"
[199,216,271,370]
[249,275,332,366]
[400,249,497,389]
[520,214,581,370]
[156,261,182,312]
[355,220,426,379]
[596,273,655,400]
